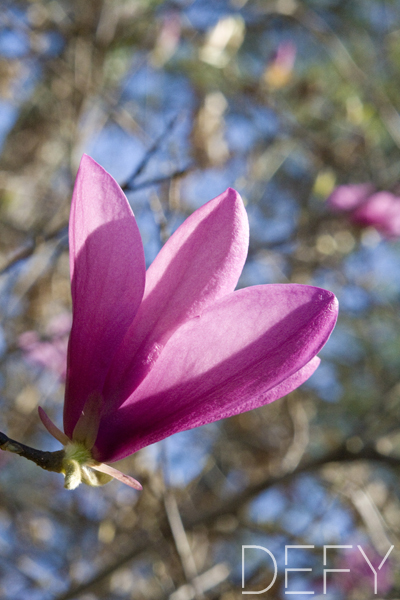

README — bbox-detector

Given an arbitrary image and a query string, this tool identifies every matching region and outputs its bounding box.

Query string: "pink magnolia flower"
[40,155,338,490]
[327,183,400,238]
[327,183,374,212]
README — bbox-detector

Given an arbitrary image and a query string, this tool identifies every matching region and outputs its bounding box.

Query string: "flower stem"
[0,430,64,473]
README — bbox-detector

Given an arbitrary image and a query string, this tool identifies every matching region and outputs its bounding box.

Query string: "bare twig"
[123,163,195,192]
[164,492,203,597]
[0,225,68,277]
[281,398,310,473]
[0,431,64,472]
[122,113,184,189]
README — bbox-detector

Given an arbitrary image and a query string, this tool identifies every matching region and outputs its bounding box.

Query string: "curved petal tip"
[91,462,142,490]
[38,406,70,446]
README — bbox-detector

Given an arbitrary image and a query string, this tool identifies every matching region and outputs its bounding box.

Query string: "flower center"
[65,440,92,465]
[62,441,112,489]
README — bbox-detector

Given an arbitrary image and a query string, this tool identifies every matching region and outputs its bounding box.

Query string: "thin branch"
[164,492,203,598]
[0,431,64,472]
[0,225,68,277]
[121,113,184,190]
[280,398,310,473]
[123,163,195,192]
[169,564,230,600]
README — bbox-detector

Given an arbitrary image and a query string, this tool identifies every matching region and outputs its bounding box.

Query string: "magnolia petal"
[64,155,146,437]
[71,392,102,450]
[94,285,338,462]
[102,187,249,407]
[90,462,142,490]
[38,406,70,446]
[260,355,320,400]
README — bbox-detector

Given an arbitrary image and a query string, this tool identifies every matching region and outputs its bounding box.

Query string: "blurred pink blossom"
[327,183,400,238]
[334,545,393,595]
[19,313,72,380]
[264,41,297,88]
[39,155,338,489]
[327,183,374,212]
[151,11,181,67]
